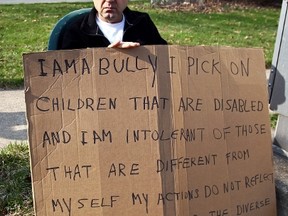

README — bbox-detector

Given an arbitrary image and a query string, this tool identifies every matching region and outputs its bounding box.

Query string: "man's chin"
[104,14,121,23]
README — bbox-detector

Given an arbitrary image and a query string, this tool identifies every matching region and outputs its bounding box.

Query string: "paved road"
[0,0,90,4]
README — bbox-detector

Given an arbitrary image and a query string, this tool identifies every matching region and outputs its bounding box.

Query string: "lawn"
[0,1,281,88]
[0,1,281,215]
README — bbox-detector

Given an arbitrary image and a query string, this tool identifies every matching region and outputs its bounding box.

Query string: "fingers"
[108,41,140,49]
[108,41,122,48]
[120,42,140,48]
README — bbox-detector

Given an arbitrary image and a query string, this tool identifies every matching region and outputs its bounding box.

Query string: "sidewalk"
[0,89,27,147]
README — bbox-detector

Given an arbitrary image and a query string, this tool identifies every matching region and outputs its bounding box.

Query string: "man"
[60,0,167,49]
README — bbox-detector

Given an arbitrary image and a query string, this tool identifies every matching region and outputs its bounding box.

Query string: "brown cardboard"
[23,45,276,216]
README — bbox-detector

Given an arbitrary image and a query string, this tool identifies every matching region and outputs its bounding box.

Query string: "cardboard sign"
[23,45,276,216]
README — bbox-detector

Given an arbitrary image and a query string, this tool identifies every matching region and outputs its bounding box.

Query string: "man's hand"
[108,41,140,48]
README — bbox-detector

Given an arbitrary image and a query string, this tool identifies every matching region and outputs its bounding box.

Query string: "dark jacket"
[60,7,167,50]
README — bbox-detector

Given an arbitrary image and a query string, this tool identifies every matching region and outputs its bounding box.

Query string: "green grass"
[0,2,93,88]
[270,112,279,129]
[0,143,33,215]
[0,2,281,88]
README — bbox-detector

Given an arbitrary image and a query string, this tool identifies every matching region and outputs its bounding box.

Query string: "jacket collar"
[81,7,144,35]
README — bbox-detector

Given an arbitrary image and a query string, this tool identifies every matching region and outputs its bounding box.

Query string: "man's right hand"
[108,41,140,49]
